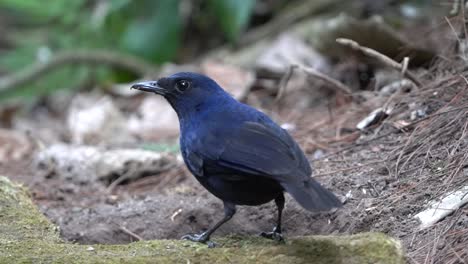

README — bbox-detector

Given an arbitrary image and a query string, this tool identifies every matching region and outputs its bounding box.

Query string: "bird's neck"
[173,94,236,131]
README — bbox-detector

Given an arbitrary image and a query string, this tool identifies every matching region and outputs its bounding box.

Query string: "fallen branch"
[414,185,468,230]
[0,50,158,93]
[336,38,422,87]
[298,64,353,94]
[276,62,353,102]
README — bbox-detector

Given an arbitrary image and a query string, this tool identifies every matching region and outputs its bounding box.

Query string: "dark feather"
[217,121,311,181]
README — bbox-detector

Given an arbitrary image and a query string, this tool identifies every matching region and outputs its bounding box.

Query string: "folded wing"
[217,121,311,180]
[208,121,342,211]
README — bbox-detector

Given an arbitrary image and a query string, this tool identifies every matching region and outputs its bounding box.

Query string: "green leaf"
[120,0,181,63]
[0,0,86,23]
[108,0,133,12]
[208,0,255,42]
[0,65,90,100]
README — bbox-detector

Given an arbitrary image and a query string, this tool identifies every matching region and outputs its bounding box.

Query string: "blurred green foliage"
[0,0,255,99]
[207,0,255,42]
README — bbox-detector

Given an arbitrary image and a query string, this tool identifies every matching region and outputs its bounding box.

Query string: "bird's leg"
[261,193,285,242]
[182,201,236,247]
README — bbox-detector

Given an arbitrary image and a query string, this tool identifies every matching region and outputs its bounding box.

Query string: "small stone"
[436,241,445,250]
[67,94,132,145]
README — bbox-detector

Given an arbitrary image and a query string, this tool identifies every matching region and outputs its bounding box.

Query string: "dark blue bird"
[131,72,341,245]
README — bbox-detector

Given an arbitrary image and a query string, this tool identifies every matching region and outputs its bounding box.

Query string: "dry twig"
[275,65,297,102]
[336,38,422,87]
[298,64,353,94]
[119,225,144,241]
[276,62,353,101]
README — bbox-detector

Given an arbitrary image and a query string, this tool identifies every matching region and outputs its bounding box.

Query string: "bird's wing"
[212,121,312,182]
[188,120,341,211]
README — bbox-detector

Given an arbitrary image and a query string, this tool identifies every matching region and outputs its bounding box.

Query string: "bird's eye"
[175,80,191,92]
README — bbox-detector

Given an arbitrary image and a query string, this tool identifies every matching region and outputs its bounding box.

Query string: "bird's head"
[131,72,231,116]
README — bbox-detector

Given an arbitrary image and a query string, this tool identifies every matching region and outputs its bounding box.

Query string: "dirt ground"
[1,67,467,264]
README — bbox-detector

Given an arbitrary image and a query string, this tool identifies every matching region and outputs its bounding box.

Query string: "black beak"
[131,81,166,95]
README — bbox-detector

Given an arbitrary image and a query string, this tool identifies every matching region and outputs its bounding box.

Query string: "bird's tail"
[282,179,342,212]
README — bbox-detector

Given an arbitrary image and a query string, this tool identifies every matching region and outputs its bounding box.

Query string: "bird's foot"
[181,232,216,248]
[260,228,284,242]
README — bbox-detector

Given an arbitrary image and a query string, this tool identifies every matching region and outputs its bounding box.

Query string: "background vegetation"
[0,0,261,99]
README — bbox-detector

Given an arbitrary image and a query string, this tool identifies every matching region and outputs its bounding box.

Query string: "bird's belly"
[197,175,283,206]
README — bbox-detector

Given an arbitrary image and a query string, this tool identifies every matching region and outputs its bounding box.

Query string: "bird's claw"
[181,232,216,248]
[181,232,209,242]
[260,231,284,242]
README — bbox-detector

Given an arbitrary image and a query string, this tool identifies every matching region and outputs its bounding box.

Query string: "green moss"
[0,177,60,243]
[0,176,405,263]
[283,233,404,264]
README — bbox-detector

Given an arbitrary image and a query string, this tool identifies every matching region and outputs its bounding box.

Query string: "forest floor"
[1,4,467,263]
[1,60,467,263]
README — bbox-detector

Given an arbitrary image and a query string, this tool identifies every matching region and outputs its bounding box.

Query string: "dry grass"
[283,57,468,264]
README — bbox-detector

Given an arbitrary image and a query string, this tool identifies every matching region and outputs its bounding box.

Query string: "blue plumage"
[131,72,341,246]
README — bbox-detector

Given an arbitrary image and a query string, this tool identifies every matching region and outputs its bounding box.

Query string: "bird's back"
[179,99,341,210]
